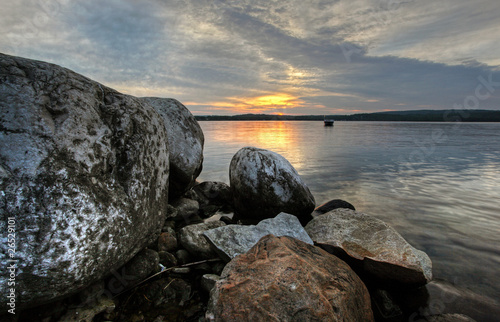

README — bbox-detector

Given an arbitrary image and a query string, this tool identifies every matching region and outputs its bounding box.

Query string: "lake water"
[198,121,500,302]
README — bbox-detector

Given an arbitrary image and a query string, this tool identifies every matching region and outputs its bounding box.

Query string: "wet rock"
[229,147,315,224]
[0,53,169,307]
[140,97,204,198]
[206,235,374,321]
[203,212,313,262]
[305,208,432,286]
[158,232,178,252]
[158,251,178,268]
[179,221,226,259]
[122,249,160,286]
[201,274,220,293]
[312,199,356,217]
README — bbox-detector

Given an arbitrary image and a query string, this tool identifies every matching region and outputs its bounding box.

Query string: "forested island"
[195,109,500,122]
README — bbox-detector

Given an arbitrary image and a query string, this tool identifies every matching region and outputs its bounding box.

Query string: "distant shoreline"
[195,109,500,122]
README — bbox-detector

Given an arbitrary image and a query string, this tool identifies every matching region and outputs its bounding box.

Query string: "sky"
[1,0,500,115]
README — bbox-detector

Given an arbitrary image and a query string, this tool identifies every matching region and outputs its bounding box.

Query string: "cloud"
[1,0,499,114]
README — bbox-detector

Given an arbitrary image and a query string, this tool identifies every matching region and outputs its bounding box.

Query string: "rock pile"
[1,53,484,322]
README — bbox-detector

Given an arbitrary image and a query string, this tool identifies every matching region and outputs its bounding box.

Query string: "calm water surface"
[198,121,500,300]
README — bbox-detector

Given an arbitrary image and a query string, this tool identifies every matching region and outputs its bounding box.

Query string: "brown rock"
[206,235,374,321]
[305,208,432,286]
[158,232,178,252]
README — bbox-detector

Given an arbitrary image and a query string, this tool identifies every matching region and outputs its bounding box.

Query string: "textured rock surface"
[179,221,226,259]
[206,235,374,321]
[158,231,178,252]
[312,199,356,217]
[305,208,432,286]
[140,97,203,197]
[203,212,313,261]
[0,53,169,307]
[229,147,315,223]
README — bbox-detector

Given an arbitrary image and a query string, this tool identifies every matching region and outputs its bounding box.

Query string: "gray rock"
[305,208,432,286]
[312,199,355,217]
[140,97,204,197]
[229,147,315,224]
[203,212,313,262]
[0,53,169,307]
[179,221,226,259]
[201,274,221,293]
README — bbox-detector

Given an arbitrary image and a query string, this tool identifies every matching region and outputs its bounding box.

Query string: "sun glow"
[200,93,304,114]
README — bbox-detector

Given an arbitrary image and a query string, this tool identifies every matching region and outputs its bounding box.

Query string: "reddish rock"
[158,232,178,252]
[206,235,374,321]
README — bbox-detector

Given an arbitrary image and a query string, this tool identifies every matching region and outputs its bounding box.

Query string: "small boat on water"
[324,117,334,126]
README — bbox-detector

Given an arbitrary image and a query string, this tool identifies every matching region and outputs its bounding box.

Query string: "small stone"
[161,220,176,232]
[179,221,226,259]
[158,251,178,268]
[201,274,221,293]
[175,249,192,265]
[158,232,178,252]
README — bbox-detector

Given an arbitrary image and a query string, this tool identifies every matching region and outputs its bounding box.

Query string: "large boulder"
[203,212,313,262]
[229,147,315,224]
[0,53,169,307]
[305,208,432,286]
[140,97,204,198]
[206,235,374,321]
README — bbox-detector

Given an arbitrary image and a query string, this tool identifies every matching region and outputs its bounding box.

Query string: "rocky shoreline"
[0,53,497,321]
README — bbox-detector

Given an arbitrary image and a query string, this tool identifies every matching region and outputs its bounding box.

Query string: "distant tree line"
[195,110,500,122]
